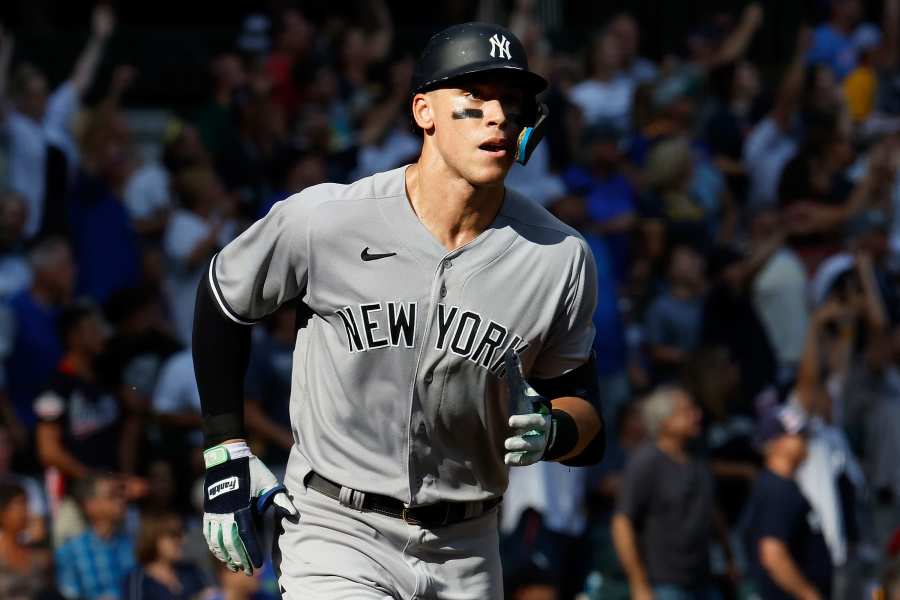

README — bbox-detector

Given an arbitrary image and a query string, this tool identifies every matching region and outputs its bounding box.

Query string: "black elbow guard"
[532,353,605,466]
[560,418,606,467]
[530,352,601,410]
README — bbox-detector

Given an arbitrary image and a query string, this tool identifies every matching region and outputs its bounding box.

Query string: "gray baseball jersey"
[209,165,597,506]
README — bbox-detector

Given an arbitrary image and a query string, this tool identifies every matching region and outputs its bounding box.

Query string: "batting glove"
[203,441,297,575]
[504,349,554,467]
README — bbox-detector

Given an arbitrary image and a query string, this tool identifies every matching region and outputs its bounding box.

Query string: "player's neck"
[405,160,505,252]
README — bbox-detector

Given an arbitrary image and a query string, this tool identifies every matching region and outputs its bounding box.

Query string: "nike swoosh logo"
[361,247,397,261]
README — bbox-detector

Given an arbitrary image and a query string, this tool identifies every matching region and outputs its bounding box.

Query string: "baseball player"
[193,22,605,599]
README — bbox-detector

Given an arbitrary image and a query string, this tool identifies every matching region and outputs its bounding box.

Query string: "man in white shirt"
[568,31,634,131]
[0,6,115,238]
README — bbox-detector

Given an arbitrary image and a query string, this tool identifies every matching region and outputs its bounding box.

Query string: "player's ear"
[412,92,435,131]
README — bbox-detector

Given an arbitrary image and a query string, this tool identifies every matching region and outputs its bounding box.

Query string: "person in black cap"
[742,402,832,600]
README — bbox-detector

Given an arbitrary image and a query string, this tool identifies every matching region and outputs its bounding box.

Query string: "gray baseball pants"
[273,482,503,599]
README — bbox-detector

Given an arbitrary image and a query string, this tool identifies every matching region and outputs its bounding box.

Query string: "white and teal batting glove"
[504,349,555,467]
[202,441,297,575]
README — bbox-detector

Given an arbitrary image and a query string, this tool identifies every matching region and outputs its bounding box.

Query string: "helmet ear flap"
[515,102,548,165]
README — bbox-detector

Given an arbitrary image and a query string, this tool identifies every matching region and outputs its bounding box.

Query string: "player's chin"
[467,157,514,185]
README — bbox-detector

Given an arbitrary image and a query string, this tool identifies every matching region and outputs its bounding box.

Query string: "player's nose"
[481,98,509,129]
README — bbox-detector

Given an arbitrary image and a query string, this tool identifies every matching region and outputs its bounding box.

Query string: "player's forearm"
[192,275,252,448]
[611,513,650,589]
[550,395,602,462]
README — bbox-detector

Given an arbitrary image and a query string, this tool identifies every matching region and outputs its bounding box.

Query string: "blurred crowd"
[0,1,899,599]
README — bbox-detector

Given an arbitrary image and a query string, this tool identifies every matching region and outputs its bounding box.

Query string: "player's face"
[424,76,528,186]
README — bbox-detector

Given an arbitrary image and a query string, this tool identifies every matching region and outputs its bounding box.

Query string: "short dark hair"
[135,511,182,565]
[70,472,118,508]
[0,479,26,513]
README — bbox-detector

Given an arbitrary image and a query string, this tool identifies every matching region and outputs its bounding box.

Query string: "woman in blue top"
[122,512,210,600]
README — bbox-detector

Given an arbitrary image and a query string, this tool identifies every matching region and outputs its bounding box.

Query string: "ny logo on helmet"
[489,34,511,59]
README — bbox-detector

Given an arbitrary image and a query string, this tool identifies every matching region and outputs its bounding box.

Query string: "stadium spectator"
[68,91,142,304]
[550,194,629,426]
[581,401,646,600]
[501,459,591,599]
[807,0,866,80]
[126,120,214,293]
[151,348,204,480]
[744,28,809,208]
[264,8,314,126]
[0,190,30,298]
[55,473,134,600]
[162,166,237,345]
[351,56,421,181]
[704,59,762,197]
[0,480,59,600]
[643,245,706,383]
[563,123,637,286]
[742,402,832,600]
[0,425,47,543]
[700,242,778,411]
[195,53,247,163]
[335,0,394,121]
[2,237,74,436]
[641,137,711,250]
[0,6,114,239]
[258,146,327,217]
[244,305,297,471]
[612,386,731,600]
[34,300,122,483]
[216,80,287,216]
[793,255,883,596]
[102,287,182,475]
[606,14,657,85]
[748,206,811,385]
[138,460,178,516]
[151,348,207,511]
[568,30,633,131]
[121,511,209,600]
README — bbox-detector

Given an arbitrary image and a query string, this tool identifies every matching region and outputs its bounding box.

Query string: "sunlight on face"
[421,75,529,187]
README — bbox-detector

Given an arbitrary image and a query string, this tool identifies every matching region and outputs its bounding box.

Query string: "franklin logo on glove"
[202,441,297,575]
[208,476,240,499]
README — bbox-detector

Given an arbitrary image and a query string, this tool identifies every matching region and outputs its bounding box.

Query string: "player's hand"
[202,441,297,575]
[503,349,553,467]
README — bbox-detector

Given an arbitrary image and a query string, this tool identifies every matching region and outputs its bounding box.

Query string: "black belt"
[305,472,502,528]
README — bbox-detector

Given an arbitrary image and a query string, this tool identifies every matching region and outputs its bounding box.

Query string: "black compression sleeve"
[531,353,606,466]
[192,273,252,448]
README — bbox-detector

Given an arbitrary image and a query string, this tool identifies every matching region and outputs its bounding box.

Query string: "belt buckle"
[401,506,417,525]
